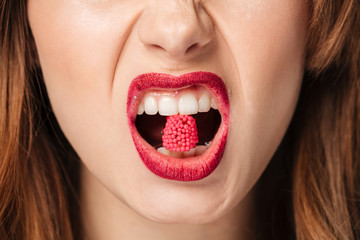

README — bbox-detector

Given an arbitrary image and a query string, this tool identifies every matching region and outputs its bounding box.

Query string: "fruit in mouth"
[135,85,221,158]
[162,115,199,152]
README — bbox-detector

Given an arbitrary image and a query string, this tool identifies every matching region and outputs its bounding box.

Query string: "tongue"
[162,115,199,152]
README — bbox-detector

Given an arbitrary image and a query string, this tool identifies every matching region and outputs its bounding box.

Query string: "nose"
[138,1,214,61]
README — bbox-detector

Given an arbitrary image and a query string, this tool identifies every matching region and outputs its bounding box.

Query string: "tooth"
[198,94,211,112]
[157,147,170,156]
[170,151,182,158]
[178,93,199,115]
[137,101,144,115]
[195,145,208,156]
[182,148,196,157]
[159,96,178,116]
[211,98,218,110]
[144,95,158,115]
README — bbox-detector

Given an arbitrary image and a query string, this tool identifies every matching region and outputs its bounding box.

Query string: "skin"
[28,0,308,239]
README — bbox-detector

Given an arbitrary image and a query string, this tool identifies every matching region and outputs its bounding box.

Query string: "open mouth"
[127,72,229,181]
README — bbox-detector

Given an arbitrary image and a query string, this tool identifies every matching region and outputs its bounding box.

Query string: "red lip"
[127,72,230,181]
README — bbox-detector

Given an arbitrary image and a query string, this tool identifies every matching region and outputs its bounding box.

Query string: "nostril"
[148,42,201,60]
[185,43,199,54]
[150,44,165,51]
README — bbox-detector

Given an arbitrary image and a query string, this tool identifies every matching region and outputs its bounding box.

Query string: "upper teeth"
[137,89,218,116]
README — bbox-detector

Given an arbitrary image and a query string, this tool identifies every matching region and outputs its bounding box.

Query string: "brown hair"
[0,0,75,239]
[293,0,360,238]
[0,0,359,239]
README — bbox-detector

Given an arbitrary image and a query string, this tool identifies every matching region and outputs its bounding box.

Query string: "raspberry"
[162,115,198,152]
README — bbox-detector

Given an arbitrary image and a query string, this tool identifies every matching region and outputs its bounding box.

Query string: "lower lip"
[127,72,230,181]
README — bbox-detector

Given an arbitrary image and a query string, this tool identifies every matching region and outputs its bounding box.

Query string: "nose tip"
[138,2,214,61]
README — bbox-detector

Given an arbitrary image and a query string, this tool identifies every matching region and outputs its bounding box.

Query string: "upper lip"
[127,71,230,181]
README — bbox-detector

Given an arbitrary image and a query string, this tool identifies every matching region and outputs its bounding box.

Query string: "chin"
[138,203,229,224]
[126,181,234,225]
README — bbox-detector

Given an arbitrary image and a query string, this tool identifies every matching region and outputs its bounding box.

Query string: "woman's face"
[28,0,307,223]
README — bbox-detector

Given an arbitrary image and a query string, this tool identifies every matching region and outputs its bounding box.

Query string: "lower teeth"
[157,142,212,158]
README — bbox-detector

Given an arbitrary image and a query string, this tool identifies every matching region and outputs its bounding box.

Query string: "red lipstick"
[127,72,230,181]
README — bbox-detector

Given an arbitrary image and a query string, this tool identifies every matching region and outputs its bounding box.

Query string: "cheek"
[27,1,139,157]
[27,1,152,201]
[218,0,307,190]
[239,1,307,149]
[222,1,308,100]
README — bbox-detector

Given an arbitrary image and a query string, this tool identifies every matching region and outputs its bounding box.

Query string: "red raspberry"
[162,115,198,152]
